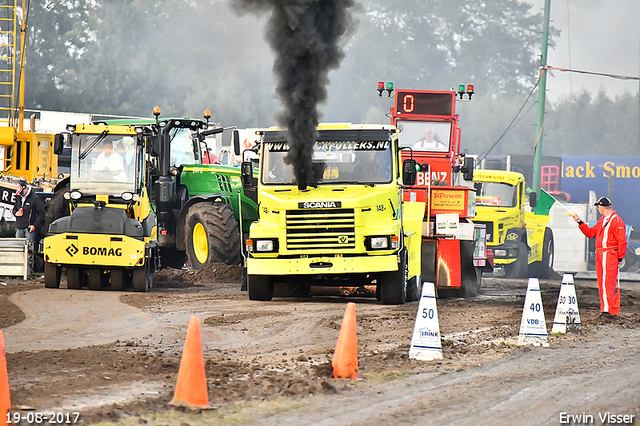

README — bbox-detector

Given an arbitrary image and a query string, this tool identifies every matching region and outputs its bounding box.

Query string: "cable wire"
[546,65,640,81]
[477,78,540,162]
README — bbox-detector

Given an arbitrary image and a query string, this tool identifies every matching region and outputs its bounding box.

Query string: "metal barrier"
[0,238,33,279]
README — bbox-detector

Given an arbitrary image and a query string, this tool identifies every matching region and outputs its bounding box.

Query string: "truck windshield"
[169,127,199,167]
[475,182,518,208]
[396,120,451,152]
[70,133,138,195]
[262,140,393,185]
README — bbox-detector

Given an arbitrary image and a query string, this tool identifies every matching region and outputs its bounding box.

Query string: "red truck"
[382,83,490,297]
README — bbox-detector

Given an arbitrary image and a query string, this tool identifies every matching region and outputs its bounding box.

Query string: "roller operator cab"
[239,124,425,305]
[43,124,159,291]
[472,169,555,279]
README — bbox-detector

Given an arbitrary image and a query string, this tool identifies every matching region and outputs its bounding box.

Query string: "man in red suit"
[573,196,627,319]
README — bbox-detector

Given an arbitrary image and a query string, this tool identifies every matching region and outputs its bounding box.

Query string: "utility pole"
[532,0,551,194]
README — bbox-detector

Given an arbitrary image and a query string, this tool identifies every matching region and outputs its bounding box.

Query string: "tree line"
[20,0,640,158]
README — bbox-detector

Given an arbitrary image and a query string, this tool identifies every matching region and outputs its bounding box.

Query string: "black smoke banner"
[233,0,360,189]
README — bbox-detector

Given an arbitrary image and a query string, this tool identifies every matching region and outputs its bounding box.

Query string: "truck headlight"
[366,236,389,250]
[371,237,388,249]
[255,239,277,252]
[494,249,507,257]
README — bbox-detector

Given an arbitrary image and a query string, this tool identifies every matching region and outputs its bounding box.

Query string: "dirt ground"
[2,266,640,426]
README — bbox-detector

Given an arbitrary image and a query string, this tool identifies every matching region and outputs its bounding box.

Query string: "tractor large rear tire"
[185,202,241,270]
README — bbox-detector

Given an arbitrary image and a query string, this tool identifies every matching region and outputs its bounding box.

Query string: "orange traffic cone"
[169,317,209,409]
[1,331,11,424]
[332,302,358,379]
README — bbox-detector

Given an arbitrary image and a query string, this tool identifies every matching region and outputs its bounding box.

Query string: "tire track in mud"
[3,289,158,353]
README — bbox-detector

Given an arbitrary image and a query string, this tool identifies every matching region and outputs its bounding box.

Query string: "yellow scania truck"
[237,124,425,304]
[472,169,554,278]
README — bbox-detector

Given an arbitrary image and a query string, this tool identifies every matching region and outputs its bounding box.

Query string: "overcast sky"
[531,0,640,102]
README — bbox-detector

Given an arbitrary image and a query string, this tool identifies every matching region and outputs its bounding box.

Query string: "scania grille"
[286,208,356,250]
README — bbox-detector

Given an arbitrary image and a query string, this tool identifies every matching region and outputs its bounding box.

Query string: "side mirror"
[529,191,537,208]
[233,130,241,155]
[462,156,475,181]
[241,161,256,190]
[402,159,417,186]
[150,135,162,157]
[53,133,67,155]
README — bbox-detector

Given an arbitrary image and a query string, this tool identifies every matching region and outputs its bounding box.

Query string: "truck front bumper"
[247,254,399,276]
[43,233,146,267]
[489,242,523,265]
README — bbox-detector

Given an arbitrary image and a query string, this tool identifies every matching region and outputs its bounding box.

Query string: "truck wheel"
[453,267,482,298]
[87,269,107,290]
[620,251,638,272]
[248,275,274,301]
[185,203,241,270]
[110,269,128,291]
[406,275,422,302]
[504,242,528,279]
[66,267,84,289]
[379,248,408,305]
[530,229,554,279]
[474,266,483,294]
[132,263,152,292]
[44,262,61,288]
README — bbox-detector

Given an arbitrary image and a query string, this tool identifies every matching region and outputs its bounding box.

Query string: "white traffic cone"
[518,278,549,347]
[409,282,443,361]
[551,273,581,334]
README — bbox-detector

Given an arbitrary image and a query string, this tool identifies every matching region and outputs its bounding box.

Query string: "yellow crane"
[0,0,58,184]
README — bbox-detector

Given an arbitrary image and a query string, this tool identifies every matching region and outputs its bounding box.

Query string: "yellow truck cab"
[472,169,554,278]
[239,123,425,304]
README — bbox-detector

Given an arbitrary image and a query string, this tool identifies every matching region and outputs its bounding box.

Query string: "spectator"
[573,196,627,320]
[12,180,45,241]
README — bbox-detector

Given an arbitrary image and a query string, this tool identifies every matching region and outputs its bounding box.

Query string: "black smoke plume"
[233,0,360,189]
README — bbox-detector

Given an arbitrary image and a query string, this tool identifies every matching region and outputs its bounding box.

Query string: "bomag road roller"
[43,123,159,291]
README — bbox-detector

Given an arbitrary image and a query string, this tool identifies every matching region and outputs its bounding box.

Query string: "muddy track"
[2,271,640,425]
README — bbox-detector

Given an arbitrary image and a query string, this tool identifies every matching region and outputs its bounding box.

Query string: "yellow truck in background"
[472,169,554,278]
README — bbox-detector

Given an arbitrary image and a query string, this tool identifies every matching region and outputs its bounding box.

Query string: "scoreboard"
[394,90,455,117]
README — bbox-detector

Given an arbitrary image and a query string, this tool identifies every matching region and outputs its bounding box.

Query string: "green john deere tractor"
[45,109,258,280]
